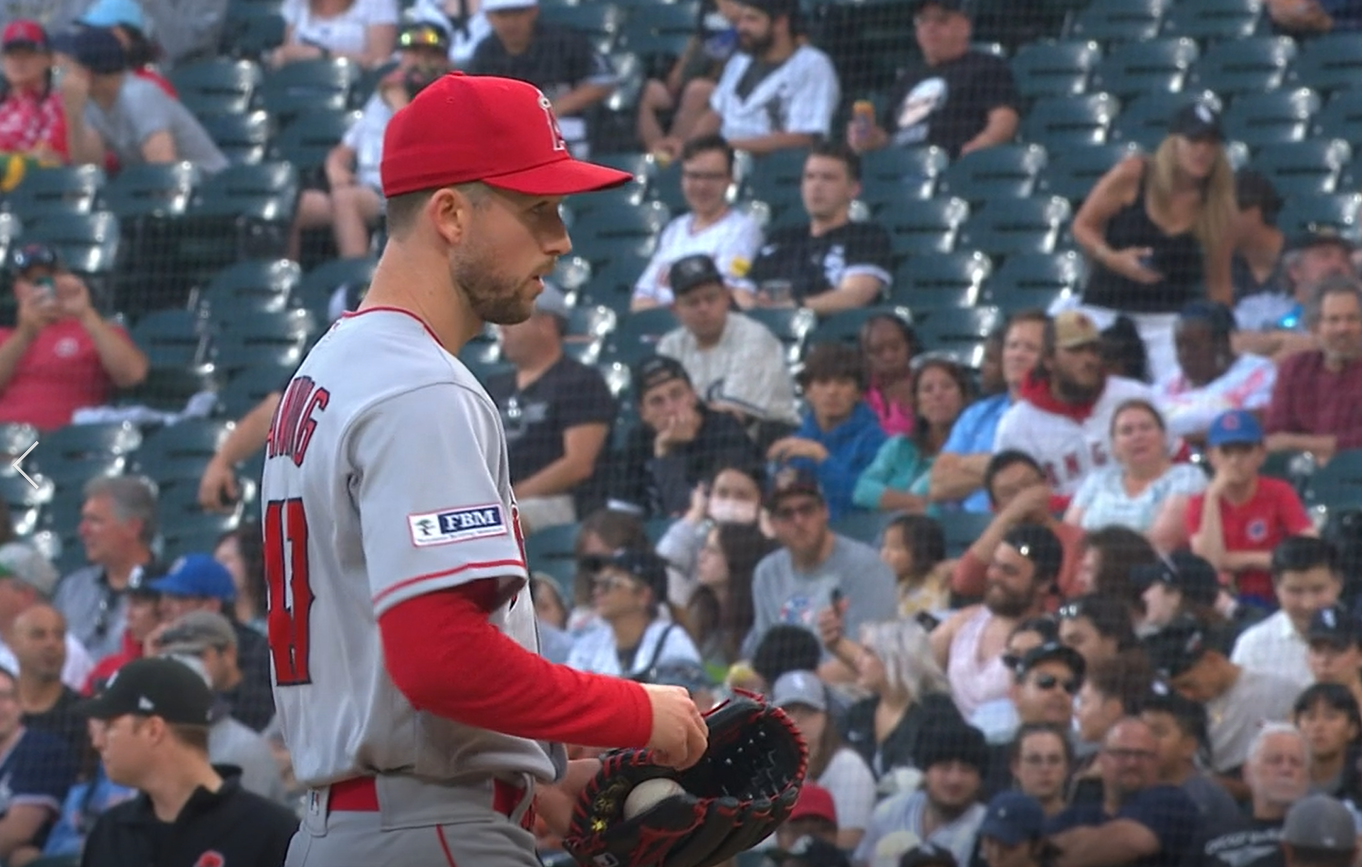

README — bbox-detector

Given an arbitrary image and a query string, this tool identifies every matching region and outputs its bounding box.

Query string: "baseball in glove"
[562,691,808,867]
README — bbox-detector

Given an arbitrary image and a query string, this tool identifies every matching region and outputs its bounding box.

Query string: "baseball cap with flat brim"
[380,72,631,198]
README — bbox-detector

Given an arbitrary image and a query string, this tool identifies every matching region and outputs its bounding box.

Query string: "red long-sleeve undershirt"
[378,579,654,749]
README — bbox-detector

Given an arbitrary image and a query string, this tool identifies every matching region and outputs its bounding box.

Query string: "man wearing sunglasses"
[0,242,147,431]
[289,21,453,261]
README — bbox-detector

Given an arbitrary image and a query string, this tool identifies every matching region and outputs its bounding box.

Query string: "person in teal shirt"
[854,356,974,514]
[768,343,886,519]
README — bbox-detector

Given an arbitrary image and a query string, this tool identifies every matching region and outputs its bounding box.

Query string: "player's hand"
[1102,247,1163,285]
[198,458,240,512]
[641,684,708,770]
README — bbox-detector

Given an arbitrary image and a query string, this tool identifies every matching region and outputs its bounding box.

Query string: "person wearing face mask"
[655,463,768,606]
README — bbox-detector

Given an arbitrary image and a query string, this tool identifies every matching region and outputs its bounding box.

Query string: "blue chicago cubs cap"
[1206,409,1263,448]
[149,553,236,601]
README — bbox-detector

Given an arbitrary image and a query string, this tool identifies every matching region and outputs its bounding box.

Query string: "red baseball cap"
[788,783,837,825]
[380,71,632,198]
[2,21,49,52]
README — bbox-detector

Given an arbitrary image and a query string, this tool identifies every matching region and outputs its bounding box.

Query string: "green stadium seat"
[25,212,120,291]
[829,511,898,544]
[1316,92,1362,145]
[272,108,360,172]
[563,182,647,220]
[1091,38,1199,99]
[176,162,299,279]
[987,249,1086,311]
[160,512,241,560]
[604,307,676,365]
[1190,36,1296,95]
[575,244,652,301]
[916,305,1005,346]
[36,455,126,489]
[199,111,273,165]
[117,365,218,412]
[138,418,232,466]
[746,307,818,365]
[1041,141,1139,202]
[616,29,691,60]
[808,305,914,348]
[216,365,287,418]
[4,165,105,220]
[1276,192,1362,237]
[860,146,949,205]
[746,148,810,189]
[103,163,200,220]
[943,511,994,556]
[215,307,317,348]
[1010,40,1103,100]
[592,152,655,184]
[197,258,303,318]
[257,57,360,121]
[1113,91,1218,150]
[939,144,1048,203]
[130,309,211,367]
[1021,92,1120,148]
[296,255,376,321]
[573,201,670,244]
[169,59,263,116]
[1160,0,1263,42]
[879,196,971,257]
[1069,0,1169,44]
[899,250,993,299]
[41,422,142,460]
[1222,88,1319,148]
[1253,139,1352,196]
[565,304,617,341]
[537,4,624,53]
[959,196,1073,257]
[219,8,286,58]
[1288,33,1362,94]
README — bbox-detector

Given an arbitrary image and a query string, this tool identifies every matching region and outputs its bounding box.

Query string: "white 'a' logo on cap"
[138,696,154,711]
[537,92,567,153]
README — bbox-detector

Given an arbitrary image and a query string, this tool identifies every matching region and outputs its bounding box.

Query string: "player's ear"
[428,187,475,246]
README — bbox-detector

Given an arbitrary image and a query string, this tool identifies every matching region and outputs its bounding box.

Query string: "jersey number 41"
[264,497,316,686]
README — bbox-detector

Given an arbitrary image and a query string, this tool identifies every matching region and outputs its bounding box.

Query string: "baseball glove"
[562,692,808,867]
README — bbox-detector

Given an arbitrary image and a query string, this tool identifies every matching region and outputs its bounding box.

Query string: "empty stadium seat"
[808,305,914,347]
[216,365,287,418]
[219,7,285,58]
[117,365,218,412]
[4,165,105,220]
[1160,0,1263,42]
[1276,192,1362,237]
[899,250,994,300]
[1091,37,1199,99]
[169,58,263,116]
[537,3,625,53]
[1191,36,1296,95]
[257,57,360,120]
[1041,141,1139,201]
[129,309,211,367]
[1021,92,1120,148]
[25,211,120,289]
[746,307,818,365]
[160,512,241,560]
[272,108,360,171]
[603,307,676,365]
[176,162,300,279]
[215,306,317,347]
[200,111,273,165]
[987,249,1087,310]
[1253,139,1352,196]
[916,306,1006,356]
[1288,32,1362,94]
[36,423,139,488]
[860,146,949,204]
[198,258,303,319]
[1222,88,1320,148]
[103,162,201,220]
[939,144,1048,202]
[1070,0,1169,44]
[1113,91,1219,149]
[296,255,376,322]
[1010,40,1103,100]
[959,195,1073,257]
[879,197,971,257]
[1316,91,1362,145]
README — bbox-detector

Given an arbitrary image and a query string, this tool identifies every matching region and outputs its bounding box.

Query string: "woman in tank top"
[1070,101,1238,382]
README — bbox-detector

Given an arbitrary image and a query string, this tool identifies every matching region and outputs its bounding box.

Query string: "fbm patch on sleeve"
[407,504,509,547]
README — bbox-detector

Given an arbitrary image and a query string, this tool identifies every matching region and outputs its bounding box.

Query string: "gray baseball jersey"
[260,308,559,789]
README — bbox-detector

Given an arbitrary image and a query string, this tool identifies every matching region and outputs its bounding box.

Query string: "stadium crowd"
[0,0,1361,864]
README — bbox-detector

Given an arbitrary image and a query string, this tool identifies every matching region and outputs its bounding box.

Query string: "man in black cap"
[607,354,759,517]
[486,283,615,533]
[77,657,297,867]
[1236,227,1358,358]
[853,720,988,867]
[54,26,227,172]
[0,241,147,431]
[1141,616,1297,796]
[1305,603,1362,709]
[1002,642,1085,740]
[563,546,701,678]
[686,0,839,157]
[846,0,1019,159]
[657,253,799,442]
[1134,550,1223,633]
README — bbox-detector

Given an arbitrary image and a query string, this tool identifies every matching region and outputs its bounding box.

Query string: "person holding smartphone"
[0,243,147,431]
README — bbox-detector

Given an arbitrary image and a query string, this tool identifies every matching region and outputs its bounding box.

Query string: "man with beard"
[258,73,709,867]
[1045,717,1200,867]
[689,0,839,157]
[1202,724,1312,867]
[931,524,1061,719]
[853,720,989,867]
[1266,276,1362,462]
[995,310,1154,502]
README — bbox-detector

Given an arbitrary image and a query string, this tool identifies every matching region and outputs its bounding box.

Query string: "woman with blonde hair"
[819,617,962,779]
[1069,101,1238,381]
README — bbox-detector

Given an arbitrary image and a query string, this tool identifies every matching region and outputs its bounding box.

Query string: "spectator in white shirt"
[632,135,763,311]
[657,253,799,442]
[565,546,700,677]
[689,0,840,156]
[1232,536,1342,686]
[0,543,93,693]
[272,0,398,68]
[1154,301,1276,442]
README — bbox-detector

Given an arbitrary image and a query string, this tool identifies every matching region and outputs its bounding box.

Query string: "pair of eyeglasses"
[11,243,56,273]
[399,26,447,49]
[1057,601,1087,621]
[592,575,634,594]
[773,501,820,522]
[1031,673,1079,695]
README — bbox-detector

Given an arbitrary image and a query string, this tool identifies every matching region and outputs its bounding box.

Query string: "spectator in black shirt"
[846,0,1019,159]
[609,355,761,518]
[738,143,892,315]
[468,0,617,155]
[486,284,615,533]
[77,657,297,867]
[13,605,87,760]
[1202,723,1311,867]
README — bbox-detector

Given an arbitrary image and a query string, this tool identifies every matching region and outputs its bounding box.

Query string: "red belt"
[328,776,537,830]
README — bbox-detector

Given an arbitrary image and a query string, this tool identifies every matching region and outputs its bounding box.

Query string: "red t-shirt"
[0,86,68,160]
[0,319,123,431]
[1185,476,1313,604]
